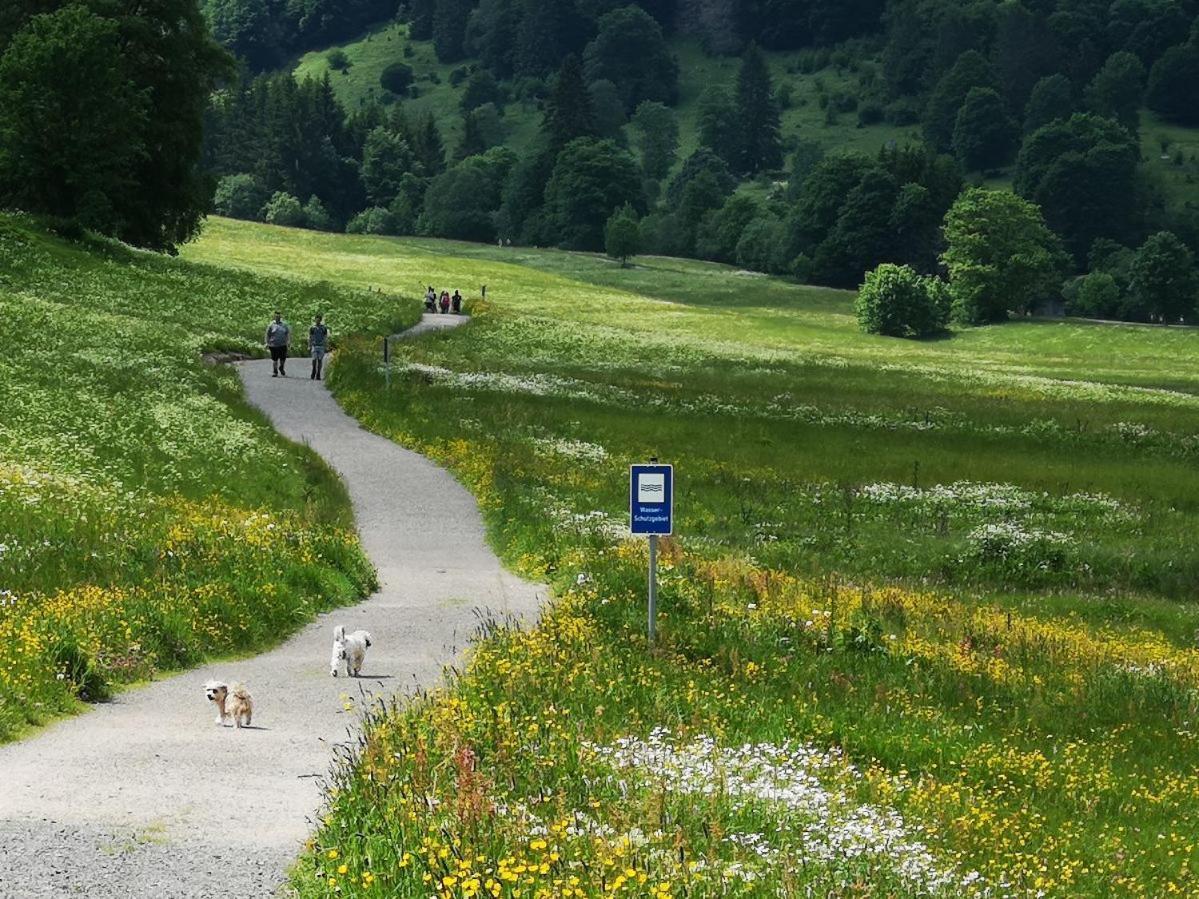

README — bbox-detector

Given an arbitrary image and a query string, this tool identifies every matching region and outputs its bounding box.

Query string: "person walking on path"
[309,314,330,381]
[439,291,450,314]
[265,312,291,378]
[451,290,463,315]
[425,286,437,313]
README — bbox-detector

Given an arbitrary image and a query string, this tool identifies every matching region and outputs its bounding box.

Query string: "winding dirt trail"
[0,315,542,898]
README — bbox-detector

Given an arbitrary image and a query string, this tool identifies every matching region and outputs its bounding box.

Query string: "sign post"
[630,463,673,643]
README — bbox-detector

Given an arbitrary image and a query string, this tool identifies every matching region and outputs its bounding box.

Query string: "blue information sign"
[630,464,673,536]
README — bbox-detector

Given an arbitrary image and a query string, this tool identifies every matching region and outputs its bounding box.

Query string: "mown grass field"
[0,215,420,741]
[186,217,1199,898]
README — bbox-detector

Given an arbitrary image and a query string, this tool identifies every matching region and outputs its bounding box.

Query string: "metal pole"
[648,534,658,643]
[384,336,390,388]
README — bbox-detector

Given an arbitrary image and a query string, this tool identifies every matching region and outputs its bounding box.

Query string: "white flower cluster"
[855,481,1128,519]
[965,522,1070,555]
[587,729,991,897]
[532,436,609,463]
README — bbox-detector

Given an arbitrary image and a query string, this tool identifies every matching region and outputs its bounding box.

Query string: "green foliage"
[1147,44,1199,125]
[1014,114,1142,263]
[203,0,280,69]
[1065,271,1122,318]
[856,263,950,338]
[0,0,230,252]
[666,148,736,209]
[261,191,306,227]
[630,101,679,180]
[1128,231,1198,322]
[346,206,396,234]
[604,203,640,265]
[695,194,761,264]
[213,173,269,220]
[696,86,739,167]
[303,195,333,231]
[583,5,678,111]
[432,0,472,62]
[588,80,628,142]
[942,188,1068,324]
[362,127,417,207]
[542,56,598,155]
[1023,74,1073,134]
[924,50,997,152]
[545,138,644,251]
[732,43,783,175]
[420,148,515,242]
[1085,52,1146,135]
[327,48,351,71]
[460,68,503,113]
[952,87,1017,172]
[379,61,414,94]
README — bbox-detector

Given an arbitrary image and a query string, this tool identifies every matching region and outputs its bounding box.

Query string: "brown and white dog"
[204,681,254,728]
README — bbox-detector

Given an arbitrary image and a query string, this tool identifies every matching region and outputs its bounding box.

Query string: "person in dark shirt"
[309,314,330,381]
[265,312,290,378]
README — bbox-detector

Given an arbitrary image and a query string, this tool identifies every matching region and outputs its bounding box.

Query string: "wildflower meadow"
[188,219,1199,898]
[0,215,418,740]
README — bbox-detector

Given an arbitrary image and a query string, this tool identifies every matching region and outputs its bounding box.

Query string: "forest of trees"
[194,0,1199,324]
[5,0,1199,322]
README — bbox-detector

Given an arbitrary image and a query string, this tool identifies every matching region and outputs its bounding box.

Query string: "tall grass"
[0,215,419,740]
[183,220,1199,897]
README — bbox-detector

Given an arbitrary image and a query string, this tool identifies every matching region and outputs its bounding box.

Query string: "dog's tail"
[333,624,346,641]
[230,683,251,700]
[363,632,373,648]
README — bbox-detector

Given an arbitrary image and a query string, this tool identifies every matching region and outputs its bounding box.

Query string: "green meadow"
[185,218,1199,898]
[0,215,418,740]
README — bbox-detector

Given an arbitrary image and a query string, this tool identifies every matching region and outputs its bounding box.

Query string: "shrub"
[327,49,351,72]
[261,192,306,228]
[213,174,267,221]
[857,100,884,126]
[885,97,921,125]
[380,62,414,95]
[855,263,950,338]
[1066,271,1121,318]
[345,207,396,235]
[303,196,333,232]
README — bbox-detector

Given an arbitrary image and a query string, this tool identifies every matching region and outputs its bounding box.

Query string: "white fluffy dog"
[330,625,373,677]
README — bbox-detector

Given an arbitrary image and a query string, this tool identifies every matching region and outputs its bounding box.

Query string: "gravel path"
[0,314,543,898]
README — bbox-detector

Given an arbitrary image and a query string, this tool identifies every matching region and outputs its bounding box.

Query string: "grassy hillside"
[0,216,418,741]
[294,22,1199,207]
[186,218,1199,897]
[295,27,921,171]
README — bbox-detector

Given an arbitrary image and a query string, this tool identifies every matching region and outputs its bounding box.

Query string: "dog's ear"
[333,625,345,641]
[364,634,372,647]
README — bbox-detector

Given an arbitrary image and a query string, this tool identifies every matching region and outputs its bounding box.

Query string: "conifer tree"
[732,43,782,175]
[433,0,471,62]
[541,56,597,155]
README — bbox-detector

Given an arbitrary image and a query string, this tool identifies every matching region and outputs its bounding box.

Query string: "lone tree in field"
[605,204,641,267]
[0,0,230,251]
[942,188,1067,324]
[856,263,950,338]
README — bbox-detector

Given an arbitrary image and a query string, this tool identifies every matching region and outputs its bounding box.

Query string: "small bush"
[857,100,884,126]
[213,173,268,220]
[449,65,471,87]
[380,62,414,94]
[327,49,351,72]
[261,192,306,228]
[885,97,922,125]
[346,207,396,235]
[856,263,950,338]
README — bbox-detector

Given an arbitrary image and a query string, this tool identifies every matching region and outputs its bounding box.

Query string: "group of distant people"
[425,286,464,315]
[264,312,328,380]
